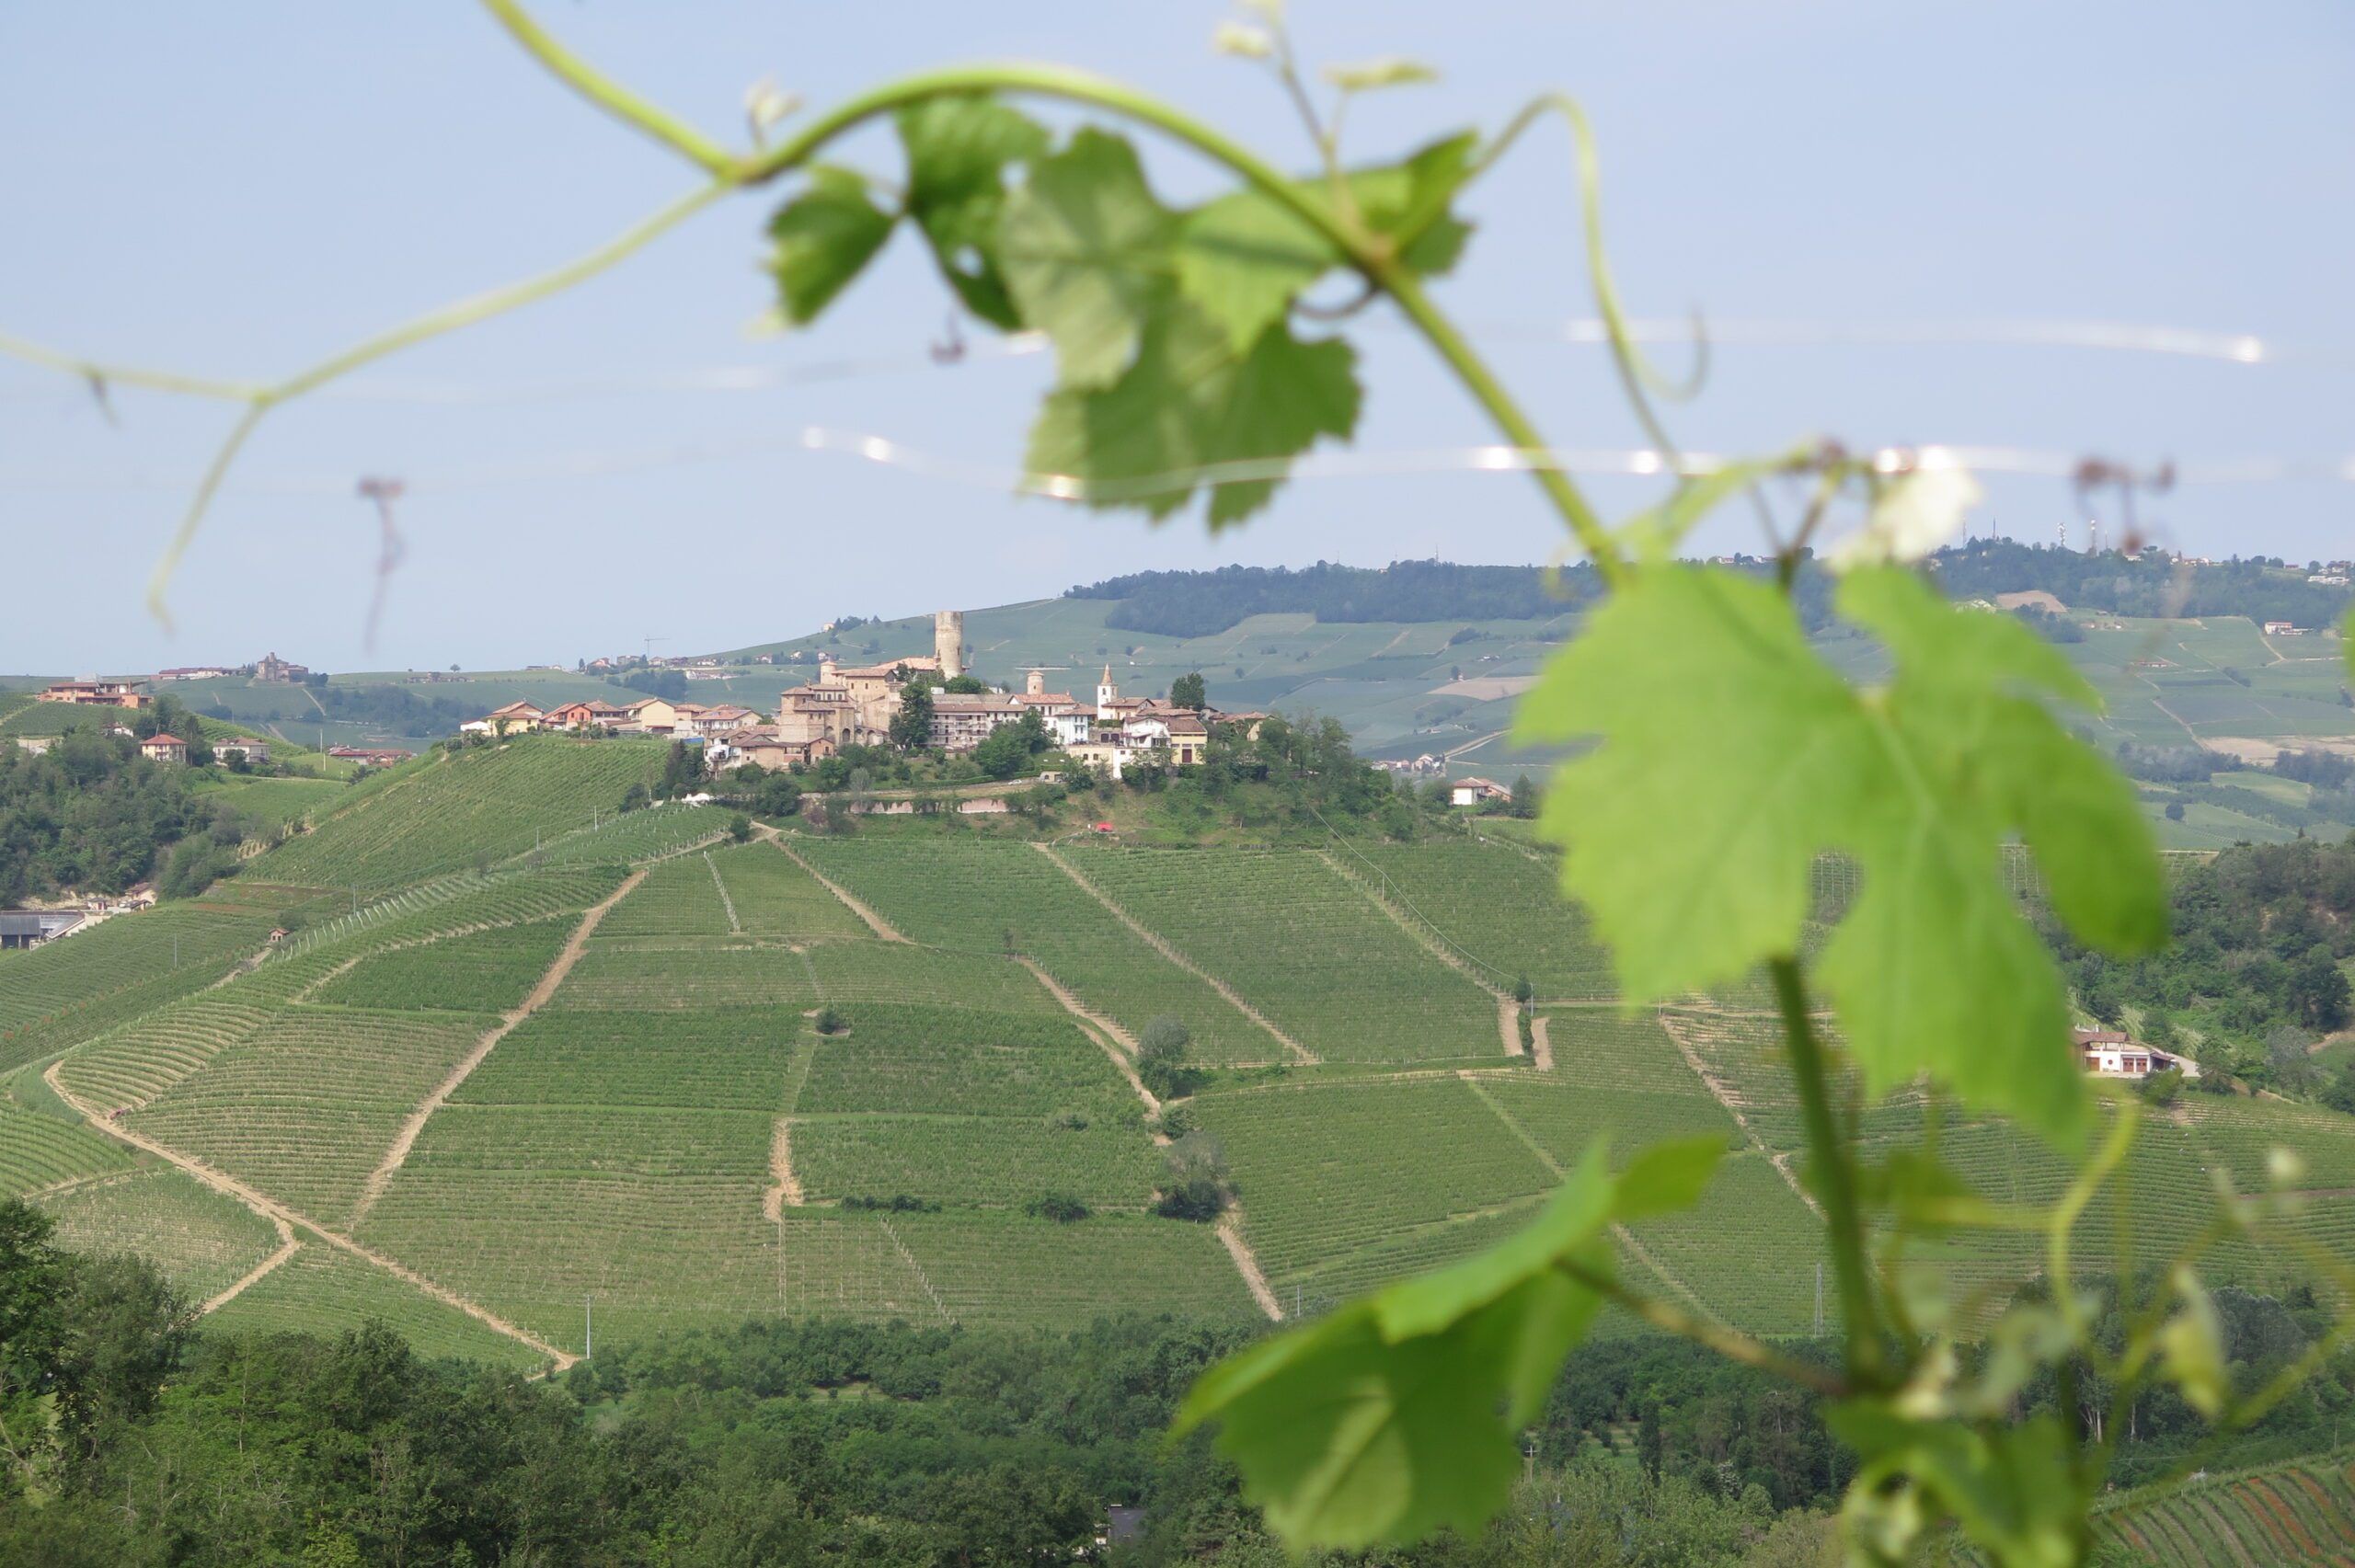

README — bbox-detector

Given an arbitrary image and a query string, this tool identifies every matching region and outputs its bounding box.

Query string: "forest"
[0,725,234,902]
[2057,835,2355,1093]
[8,1197,2355,1567]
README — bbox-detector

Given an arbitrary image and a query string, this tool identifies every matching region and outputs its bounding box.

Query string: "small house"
[139,733,190,764]
[2264,621,2300,636]
[1449,776,1512,807]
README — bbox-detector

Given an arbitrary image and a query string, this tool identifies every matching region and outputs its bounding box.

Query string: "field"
[1350,839,1617,1000]
[2074,1452,2355,1566]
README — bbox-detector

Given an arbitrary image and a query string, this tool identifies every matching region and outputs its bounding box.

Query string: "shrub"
[1027,1193,1091,1223]
[1138,1015,1203,1101]
[728,813,752,843]
[814,1006,845,1036]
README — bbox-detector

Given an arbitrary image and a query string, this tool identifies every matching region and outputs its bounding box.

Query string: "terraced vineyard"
[2075,1452,2355,1565]
[1063,846,1502,1061]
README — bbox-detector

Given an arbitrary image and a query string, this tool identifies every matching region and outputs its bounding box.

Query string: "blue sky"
[2,2,2349,673]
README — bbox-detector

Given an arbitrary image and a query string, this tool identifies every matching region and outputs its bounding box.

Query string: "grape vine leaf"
[1517,565,2165,1146]
[1175,132,1477,353]
[895,96,1049,329]
[767,166,898,326]
[999,129,1180,388]
[1175,1138,1721,1549]
[1024,292,1360,525]
[1828,1404,2086,1567]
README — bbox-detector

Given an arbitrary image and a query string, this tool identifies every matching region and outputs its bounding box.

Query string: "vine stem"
[1769,956,1886,1385]
[479,0,736,176]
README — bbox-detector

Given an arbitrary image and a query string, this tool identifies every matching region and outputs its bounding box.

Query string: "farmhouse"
[38,677,151,709]
[155,665,233,681]
[2074,1027,2198,1080]
[0,910,85,950]
[139,733,190,764]
[327,745,414,766]
[461,701,547,735]
[213,736,270,763]
[2264,621,2302,636]
[1449,776,1512,807]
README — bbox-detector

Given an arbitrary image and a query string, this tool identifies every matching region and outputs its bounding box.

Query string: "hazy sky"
[3,2,2349,673]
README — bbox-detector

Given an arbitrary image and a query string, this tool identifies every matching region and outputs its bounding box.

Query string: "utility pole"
[584,1294,593,1359]
[1814,1262,1824,1335]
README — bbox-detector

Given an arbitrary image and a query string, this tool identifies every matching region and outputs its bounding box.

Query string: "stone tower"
[1026,668,1046,696]
[933,610,965,680]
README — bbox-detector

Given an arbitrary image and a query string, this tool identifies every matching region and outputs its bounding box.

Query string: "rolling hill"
[8,736,2355,1380]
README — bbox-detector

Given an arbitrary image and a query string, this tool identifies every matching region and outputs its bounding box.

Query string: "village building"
[139,733,190,764]
[718,727,835,771]
[38,677,151,709]
[327,745,415,766]
[213,736,270,763]
[2264,621,2302,636]
[155,665,233,681]
[618,696,685,734]
[687,704,760,738]
[461,701,547,735]
[252,651,310,682]
[541,699,632,730]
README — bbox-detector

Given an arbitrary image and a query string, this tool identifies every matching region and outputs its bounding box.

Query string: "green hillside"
[10,739,2355,1389]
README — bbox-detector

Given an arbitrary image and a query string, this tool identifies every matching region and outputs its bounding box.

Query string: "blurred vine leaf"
[767,166,897,325]
[1829,1404,2086,1567]
[1517,564,2165,1146]
[1175,1138,1721,1548]
[896,96,1051,328]
[764,112,1484,526]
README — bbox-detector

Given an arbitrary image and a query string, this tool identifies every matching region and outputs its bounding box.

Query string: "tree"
[1139,1015,1201,1100]
[971,723,1028,781]
[889,679,935,750]
[1171,671,1207,710]
[2165,800,2187,821]
[728,813,752,842]
[1155,1131,1228,1220]
[753,773,803,818]
[657,741,705,799]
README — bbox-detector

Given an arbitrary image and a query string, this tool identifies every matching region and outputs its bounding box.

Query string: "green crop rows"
[1623,1152,1826,1333]
[796,840,1283,1063]
[312,916,574,1013]
[259,737,668,890]
[599,853,737,937]
[2085,1454,2355,1566]
[1064,847,1500,1060]
[0,1086,132,1195]
[529,802,725,867]
[554,940,819,1010]
[459,1008,806,1110]
[797,1003,1136,1120]
[804,944,1060,1015]
[36,1167,281,1305]
[1353,840,1618,1000]
[206,1244,550,1370]
[710,842,867,939]
[884,1210,1258,1325]
[123,1002,496,1227]
[1194,1077,1557,1289]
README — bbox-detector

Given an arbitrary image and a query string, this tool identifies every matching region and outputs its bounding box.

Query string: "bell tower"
[1097,664,1117,721]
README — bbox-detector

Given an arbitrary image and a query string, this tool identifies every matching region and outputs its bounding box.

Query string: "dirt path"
[46,1059,574,1369]
[1459,1074,1718,1321]
[1218,1213,1284,1321]
[1015,957,1160,1115]
[1037,844,1315,1065]
[347,866,646,1227]
[1529,1013,1555,1071]
[201,1216,297,1314]
[764,1118,803,1221]
[1656,1008,1822,1215]
[706,850,741,933]
[775,838,908,942]
[1318,849,1519,1057]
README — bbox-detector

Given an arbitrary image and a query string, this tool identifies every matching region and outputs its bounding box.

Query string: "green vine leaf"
[1829,1404,2087,1568]
[999,128,1180,388]
[1024,301,1360,526]
[895,95,1049,329]
[1175,132,1477,353]
[1175,1138,1721,1549]
[2156,1266,2229,1418]
[1518,565,2165,1147]
[767,166,899,326]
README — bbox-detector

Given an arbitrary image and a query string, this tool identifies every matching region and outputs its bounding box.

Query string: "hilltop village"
[463,612,1239,778]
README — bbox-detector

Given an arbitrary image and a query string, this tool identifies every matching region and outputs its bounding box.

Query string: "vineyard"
[12,733,2355,1380]
[256,736,669,889]
[795,839,1286,1063]
[2061,1452,2355,1566]
[1060,846,1502,1061]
